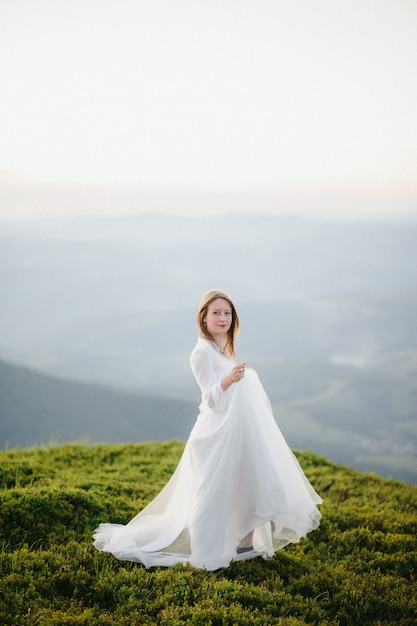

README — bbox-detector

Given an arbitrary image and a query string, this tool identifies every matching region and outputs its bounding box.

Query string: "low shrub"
[0,442,416,625]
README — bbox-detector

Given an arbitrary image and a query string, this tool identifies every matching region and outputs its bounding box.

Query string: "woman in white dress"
[93,290,322,570]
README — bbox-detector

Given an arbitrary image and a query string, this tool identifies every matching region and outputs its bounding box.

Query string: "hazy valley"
[1,214,416,483]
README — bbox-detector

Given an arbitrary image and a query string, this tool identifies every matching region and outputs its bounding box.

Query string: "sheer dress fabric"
[93,338,322,570]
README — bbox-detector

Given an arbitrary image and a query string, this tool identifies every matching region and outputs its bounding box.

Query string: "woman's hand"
[221,362,246,391]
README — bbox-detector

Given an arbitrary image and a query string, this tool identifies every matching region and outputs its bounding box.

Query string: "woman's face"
[204,298,232,343]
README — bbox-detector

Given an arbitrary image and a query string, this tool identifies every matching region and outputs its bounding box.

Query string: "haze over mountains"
[1,214,416,483]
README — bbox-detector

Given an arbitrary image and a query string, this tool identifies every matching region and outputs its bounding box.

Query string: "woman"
[93,290,322,570]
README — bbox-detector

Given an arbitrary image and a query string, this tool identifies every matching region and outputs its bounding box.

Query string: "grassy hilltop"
[0,442,416,626]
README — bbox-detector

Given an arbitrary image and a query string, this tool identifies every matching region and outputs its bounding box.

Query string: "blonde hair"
[197,290,239,358]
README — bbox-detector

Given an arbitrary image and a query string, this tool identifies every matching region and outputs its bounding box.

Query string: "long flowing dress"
[93,338,322,570]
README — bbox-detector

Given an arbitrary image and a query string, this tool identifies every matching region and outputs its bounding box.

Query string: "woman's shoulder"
[190,339,208,371]
[190,338,217,360]
[191,337,214,353]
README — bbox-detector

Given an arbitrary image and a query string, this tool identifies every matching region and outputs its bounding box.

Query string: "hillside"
[0,442,416,625]
[0,359,196,448]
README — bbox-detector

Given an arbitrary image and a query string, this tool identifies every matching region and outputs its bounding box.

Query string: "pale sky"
[1,0,416,219]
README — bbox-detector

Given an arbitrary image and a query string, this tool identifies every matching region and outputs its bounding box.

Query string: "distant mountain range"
[1,356,416,485]
[0,359,196,449]
[1,214,416,483]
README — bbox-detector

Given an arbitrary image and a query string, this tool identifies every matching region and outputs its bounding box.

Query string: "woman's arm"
[190,348,246,410]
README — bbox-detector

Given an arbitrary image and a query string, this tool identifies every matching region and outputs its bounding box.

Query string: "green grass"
[1,442,416,625]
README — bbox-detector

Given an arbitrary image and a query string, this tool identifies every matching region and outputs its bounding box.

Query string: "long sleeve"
[190,344,229,412]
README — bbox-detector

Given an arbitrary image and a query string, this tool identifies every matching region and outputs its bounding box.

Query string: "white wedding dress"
[93,338,322,570]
